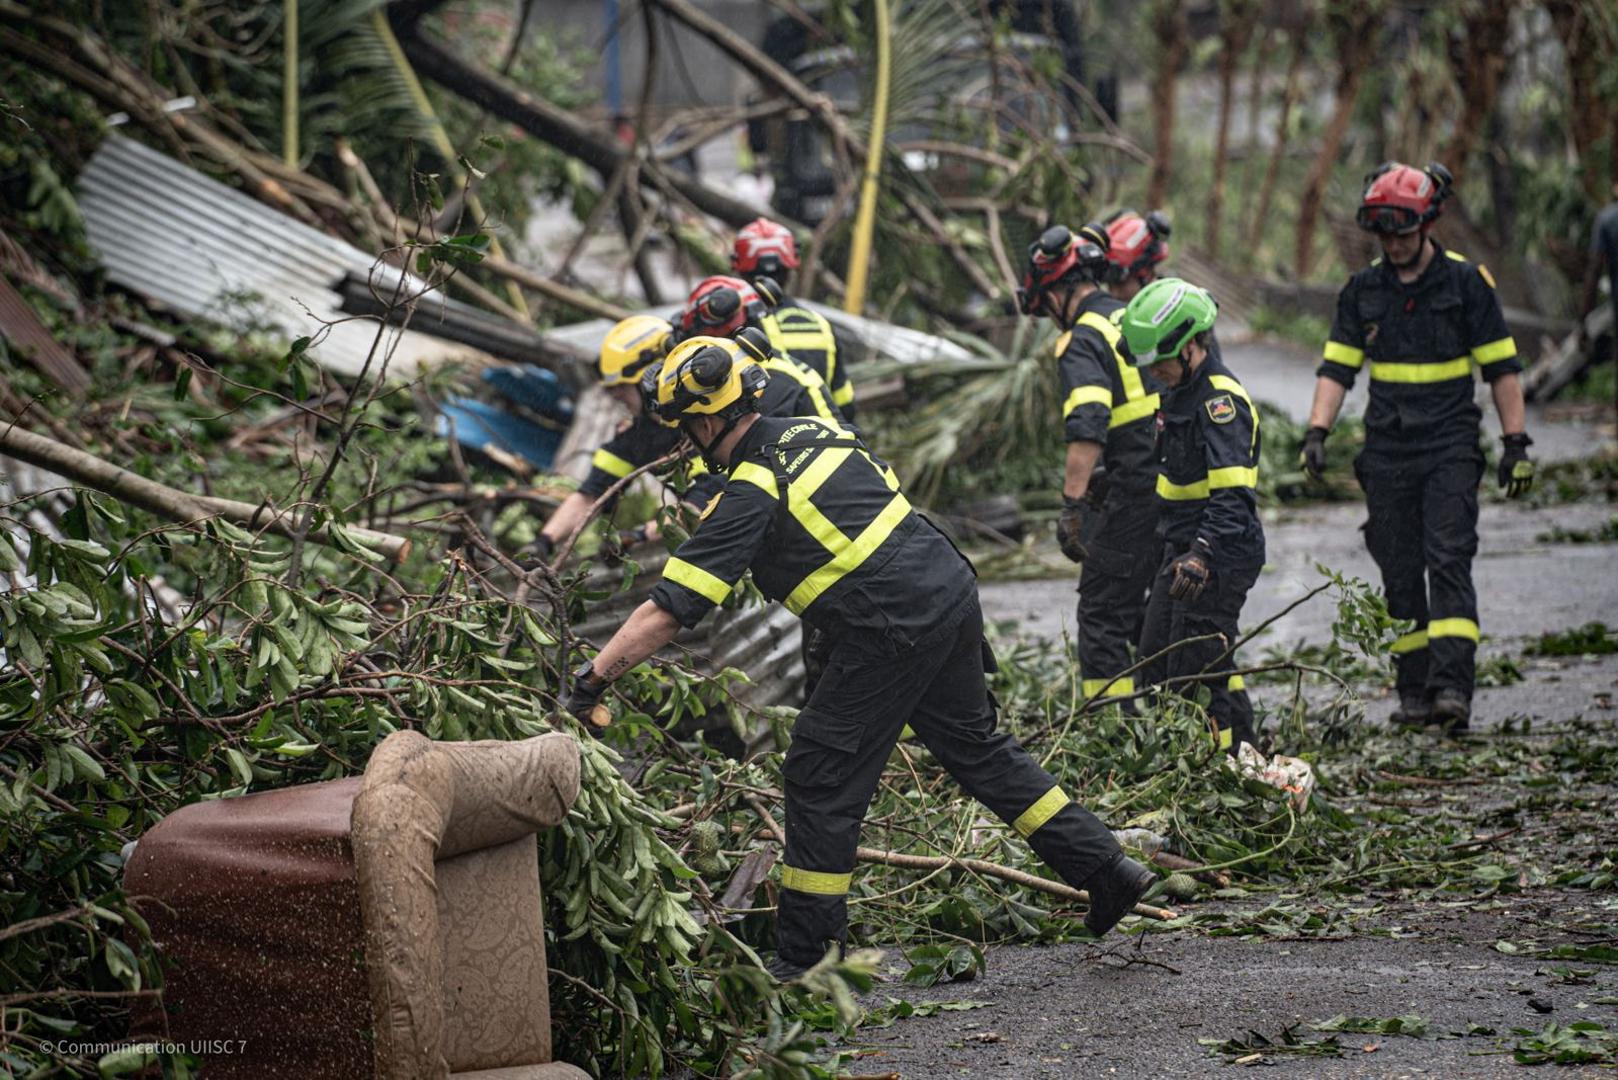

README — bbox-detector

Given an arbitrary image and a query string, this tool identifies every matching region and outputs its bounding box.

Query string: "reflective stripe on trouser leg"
[904,600,1122,889]
[1358,456,1430,695]
[1422,453,1483,695]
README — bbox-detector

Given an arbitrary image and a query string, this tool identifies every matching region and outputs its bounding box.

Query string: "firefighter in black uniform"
[1122,279,1266,754]
[532,313,844,561]
[562,338,1154,977]
[1302,162,1534,731]
[731,217,858,420]
[1018,224,1161,704]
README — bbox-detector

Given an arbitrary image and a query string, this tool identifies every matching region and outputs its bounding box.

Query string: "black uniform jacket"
[649,416,975,649]
[1318,242,1521,454]
[1155,344,1265,569]
[1054,291,1160,492]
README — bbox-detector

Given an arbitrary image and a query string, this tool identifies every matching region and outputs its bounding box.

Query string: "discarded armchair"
[124,730,590,1079]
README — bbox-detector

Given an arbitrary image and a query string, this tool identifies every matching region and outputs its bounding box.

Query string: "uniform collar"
[1376,237,1450,290]
[1073,288,1115,321]
[725,414,773,474]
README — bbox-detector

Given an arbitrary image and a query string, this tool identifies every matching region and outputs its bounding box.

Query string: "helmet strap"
[685,413,745,471]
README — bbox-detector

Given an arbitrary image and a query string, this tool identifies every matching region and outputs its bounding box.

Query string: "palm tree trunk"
[1147,0,1189,208]
[1247,28,1305,253]
[1295,2,1379,278]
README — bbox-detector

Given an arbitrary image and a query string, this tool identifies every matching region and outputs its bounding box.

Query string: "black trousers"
[1137,546,1261,750]
[776,594,1122,965]
[1076,491,1160,700]
[1356,448,1483,699]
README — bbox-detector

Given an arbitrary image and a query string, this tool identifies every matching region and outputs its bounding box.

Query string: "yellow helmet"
[643,336,769,427]
[598,314,672,386]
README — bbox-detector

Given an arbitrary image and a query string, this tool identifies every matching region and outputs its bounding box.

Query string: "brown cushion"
[123,777,373,1079]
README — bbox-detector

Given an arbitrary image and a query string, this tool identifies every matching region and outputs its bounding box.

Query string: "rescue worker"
[1122,279,1265,754]
[561,338,1154,977]
[1103,209,1173,302]
[529,314,680,561]
[1019,223,1161,705]
[1301,162,1533,731]
[678,275,847,429]
[731,218,858,420]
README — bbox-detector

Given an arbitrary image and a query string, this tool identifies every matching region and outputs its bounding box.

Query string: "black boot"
[766,954,813,983]
[1431,689,1470,732]
[1390,693,1432,729]
[1082,853,1157,936]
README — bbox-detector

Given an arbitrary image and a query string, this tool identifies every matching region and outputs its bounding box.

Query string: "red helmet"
[731,218,800,277]
[1018,223,1109,316]
[679,275,769,339]
[1104,210,1171,285]
[1357,161,1453,234]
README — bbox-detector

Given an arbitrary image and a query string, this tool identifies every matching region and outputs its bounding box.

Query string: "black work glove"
[604,525,649,561]
[1300,426,1329,482]
[1085,466,1111,506]
[1056,497,1089,563]
[563,660,611,735]
[1498,433,1534,499]
[1168,538,1213,602]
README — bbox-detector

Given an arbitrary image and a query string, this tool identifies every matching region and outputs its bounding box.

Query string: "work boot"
[1430,689,1471,732]
[1082,853,1157,937]
[1389,693,1432,729]
[765,954,813,983]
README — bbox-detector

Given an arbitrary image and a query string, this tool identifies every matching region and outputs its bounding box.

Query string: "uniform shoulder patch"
[1476,263,1496,289]
[699,492,723,521]
[1205,394,1237,425]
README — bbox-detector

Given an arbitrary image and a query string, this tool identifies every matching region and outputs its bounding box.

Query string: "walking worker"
[730,218,858,420]
[1577,180,1618,423]
[1103,209,1173,302]
[1019,223,1161,704]
[561,337,1155,977]
[1121,279,1265,754]
[1301,162,1533,731]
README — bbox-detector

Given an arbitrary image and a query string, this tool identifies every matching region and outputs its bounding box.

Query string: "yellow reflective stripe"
[1082,676,1135,698]
[591,448,635,478]
[1063,384,1113,417]
[731,462,779,497]
[1370,358,1473,383]
[1208,466,1259,490]
[663,557,732,604]
[1323,340,1366,369]
[1012,786,1070,838]
[1472,337,1517,365]
[1227,674,1246,691]
[773,331,835,351]
[1429,617,1479,642]
[1390,629,1429,655]
[832,381,856,406]
[783,450,855,552]
[1079,311,1149,404]
[781,865,853,895]
[1053,330,1073,357]
[1445,250,1469,262]
[785,493,910,614]
[1157,474,1210,501]
[1217,726,1234,750]
[1108,393,1159,429]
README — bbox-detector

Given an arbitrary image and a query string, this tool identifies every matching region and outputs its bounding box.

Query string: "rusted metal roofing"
[77,135,492,379]
[0,275,91,392]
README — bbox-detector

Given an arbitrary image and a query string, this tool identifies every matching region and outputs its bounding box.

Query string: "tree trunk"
[1206,0,1261,260]
[1295,1,1379,278]
[1543,0,1618,199]
[1441,0,1515,183]
[1146,0,1190,209]
[1247,28,1306,253]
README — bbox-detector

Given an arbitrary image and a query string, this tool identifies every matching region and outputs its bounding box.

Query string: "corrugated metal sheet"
[0,275,91,391]
[542,300,975,369]
[77,136,491,378]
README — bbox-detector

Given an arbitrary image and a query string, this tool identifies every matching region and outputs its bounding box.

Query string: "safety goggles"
[1356,204,1422,235]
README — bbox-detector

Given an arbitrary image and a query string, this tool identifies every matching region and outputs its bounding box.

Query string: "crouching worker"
[1121,280,1266,754]
[560,337,1153,977]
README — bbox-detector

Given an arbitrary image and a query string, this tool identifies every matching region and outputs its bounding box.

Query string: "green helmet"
[1119,278,1218,364]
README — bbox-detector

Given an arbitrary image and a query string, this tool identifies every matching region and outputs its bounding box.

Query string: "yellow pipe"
[283,0,298,167]
[842,0,890,314]
[372,11,530,318]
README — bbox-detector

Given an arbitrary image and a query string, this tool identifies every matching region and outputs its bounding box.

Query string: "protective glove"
[1085,466,1112,506]
[1300,426,1329,481]
[1056,497,1089,563]
[1168,538,1213,602]
[606,525,650,560]
[563,660,611,735]
[1498,433,1534,499]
